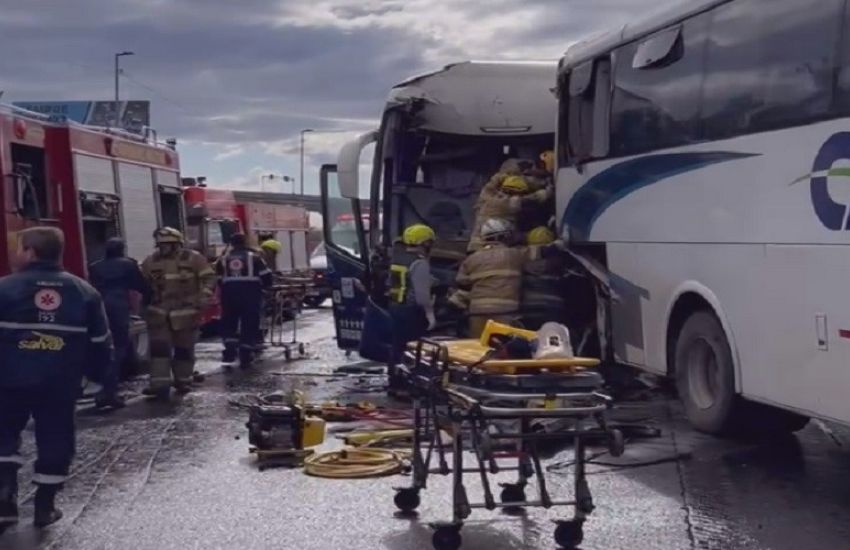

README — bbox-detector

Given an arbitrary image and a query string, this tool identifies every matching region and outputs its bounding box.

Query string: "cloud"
[0,0,685,185]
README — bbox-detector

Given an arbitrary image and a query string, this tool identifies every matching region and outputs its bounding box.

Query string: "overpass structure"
[231,190,368,215]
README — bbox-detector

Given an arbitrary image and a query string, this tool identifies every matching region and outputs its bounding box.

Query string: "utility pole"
[299,128,314,196]
[114,51,134,128]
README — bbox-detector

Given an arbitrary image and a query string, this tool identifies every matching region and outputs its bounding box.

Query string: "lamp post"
[299,128,314,196]
[114,51,134,128]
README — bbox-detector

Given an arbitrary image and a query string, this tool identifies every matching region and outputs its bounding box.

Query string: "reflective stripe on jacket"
[0,262,112,388]
[456,243,543,316]
[216,249,273,287]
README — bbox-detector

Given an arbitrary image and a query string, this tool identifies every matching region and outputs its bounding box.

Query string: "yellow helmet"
[402,224,436,246]
[154,226,184,244]
[261,239,283,252]
[501,175,529,194]
[540,150,555,173]
[526,226,555,245]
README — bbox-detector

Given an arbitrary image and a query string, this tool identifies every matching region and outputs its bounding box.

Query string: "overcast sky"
[0,0,682,194]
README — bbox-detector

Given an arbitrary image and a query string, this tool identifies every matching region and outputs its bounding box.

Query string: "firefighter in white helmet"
[453,218,564,338]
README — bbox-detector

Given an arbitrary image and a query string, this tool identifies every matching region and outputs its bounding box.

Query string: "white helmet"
[480,218,515,241]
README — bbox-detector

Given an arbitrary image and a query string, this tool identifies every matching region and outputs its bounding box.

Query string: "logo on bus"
[807,132,850,230]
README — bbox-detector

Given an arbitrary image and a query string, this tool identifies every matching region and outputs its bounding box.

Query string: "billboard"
[12,100,150,133]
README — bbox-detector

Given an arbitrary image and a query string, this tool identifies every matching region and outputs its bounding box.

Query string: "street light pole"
[114,51,134,128]
[299,128,314,196]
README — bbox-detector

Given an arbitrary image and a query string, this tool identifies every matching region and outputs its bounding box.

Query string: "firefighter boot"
[238,347,254,370]
[0,464,18,530]
[33,484,63,528]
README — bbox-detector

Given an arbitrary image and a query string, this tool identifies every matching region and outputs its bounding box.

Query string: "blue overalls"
[216,248,273,365]
[0,261,111,489]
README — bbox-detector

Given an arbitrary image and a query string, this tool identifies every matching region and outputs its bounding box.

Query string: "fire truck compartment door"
[74,154,117,195]
[118,163,157,261]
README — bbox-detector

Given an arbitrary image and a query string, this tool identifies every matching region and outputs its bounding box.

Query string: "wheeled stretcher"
[262,277,311,360]
[392,333,623,550]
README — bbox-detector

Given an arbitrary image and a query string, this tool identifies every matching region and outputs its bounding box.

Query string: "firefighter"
[521,226,568,331]
[0,227,111,529]
[468,159,553,251]
[140,227,216,399]
[454,218,564,338]
[88,238,150,411]
[385,224,437,392]
[216,233,273,368]
[259,237,282,272]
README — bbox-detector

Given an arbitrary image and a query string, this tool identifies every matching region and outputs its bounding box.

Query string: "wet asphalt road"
[2,308,850,550]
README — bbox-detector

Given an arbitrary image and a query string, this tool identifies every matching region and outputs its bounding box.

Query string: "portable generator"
[246,402,325,470]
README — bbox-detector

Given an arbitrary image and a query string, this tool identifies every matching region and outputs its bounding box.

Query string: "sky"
[0,0,683,195]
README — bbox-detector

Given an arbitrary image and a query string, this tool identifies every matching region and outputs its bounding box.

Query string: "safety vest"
[221,249,268,284]
[388,248,426,304]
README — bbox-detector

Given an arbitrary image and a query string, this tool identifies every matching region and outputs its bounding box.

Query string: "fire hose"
[303,448,410,479]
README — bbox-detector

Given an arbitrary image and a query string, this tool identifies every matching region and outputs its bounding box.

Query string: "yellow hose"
[303,448,409,479]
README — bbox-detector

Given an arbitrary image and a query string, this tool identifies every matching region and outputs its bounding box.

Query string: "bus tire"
[674,311,739,434]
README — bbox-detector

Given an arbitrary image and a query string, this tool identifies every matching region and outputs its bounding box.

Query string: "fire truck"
[182,184,310,271]
[0,104,184,366]
[182,183,311,325]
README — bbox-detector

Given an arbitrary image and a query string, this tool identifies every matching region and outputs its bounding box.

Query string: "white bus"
[556,0,850,434]
[322,61,557,350]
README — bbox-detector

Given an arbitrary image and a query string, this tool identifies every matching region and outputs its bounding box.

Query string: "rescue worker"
[454,218,564,338]
[259,237,282,272]
[386,224,437,393]
[140,227,216,399]
[216,233,273,368]
[0,227,111,530]
[468,159,552,251]
[88,238,150,410]
[521,226,568,331]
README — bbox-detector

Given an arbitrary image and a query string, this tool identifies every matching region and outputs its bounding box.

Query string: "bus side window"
[564,58,611,167]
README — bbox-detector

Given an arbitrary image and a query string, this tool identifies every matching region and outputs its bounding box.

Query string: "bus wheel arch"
[664,286,742,435]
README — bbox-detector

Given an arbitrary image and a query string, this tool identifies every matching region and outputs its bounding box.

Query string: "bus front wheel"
[674,311,739,434]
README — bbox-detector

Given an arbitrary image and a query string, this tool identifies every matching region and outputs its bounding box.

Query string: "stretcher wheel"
[608,429,625,457]
[432,526,462,550]
[284,349,292,361]
[554,520,584,549]
[393,488,420,513]
[298,343,306,356]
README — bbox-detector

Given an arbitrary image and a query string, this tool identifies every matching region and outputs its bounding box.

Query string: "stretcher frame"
[262,278,310,360]
[392,337,623,550]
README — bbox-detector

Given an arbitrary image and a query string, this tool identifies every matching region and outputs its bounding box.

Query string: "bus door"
[320,163,370,350]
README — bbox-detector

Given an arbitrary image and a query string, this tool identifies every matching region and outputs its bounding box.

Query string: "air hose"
[303,448,409,479]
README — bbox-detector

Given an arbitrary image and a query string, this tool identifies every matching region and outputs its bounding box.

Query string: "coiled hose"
[303,448,409,479]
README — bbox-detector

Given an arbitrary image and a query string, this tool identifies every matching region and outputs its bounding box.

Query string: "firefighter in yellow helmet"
[521,226,568,331]
[259,237,282,272]
[384,224,437,393]
[454,219,565,338]
[140,227,216,399]
[468,158,553,251]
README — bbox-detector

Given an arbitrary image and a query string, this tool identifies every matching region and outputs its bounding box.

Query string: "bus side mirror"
[337,130,378,199]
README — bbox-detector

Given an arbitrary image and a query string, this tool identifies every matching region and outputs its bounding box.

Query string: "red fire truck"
[0,104,184,364]
[182,183,311,325]
[183,184,310,272]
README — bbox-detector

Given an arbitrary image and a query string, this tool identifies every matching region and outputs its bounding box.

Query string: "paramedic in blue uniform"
[0,227,112,531]
[216,233,273,368]
[88,238,150,410]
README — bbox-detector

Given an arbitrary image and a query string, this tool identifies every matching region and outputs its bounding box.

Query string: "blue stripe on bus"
[562,152,758,240]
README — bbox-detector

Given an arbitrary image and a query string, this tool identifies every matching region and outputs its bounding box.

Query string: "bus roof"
[387,60,558,137]
[559,0,730,73]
